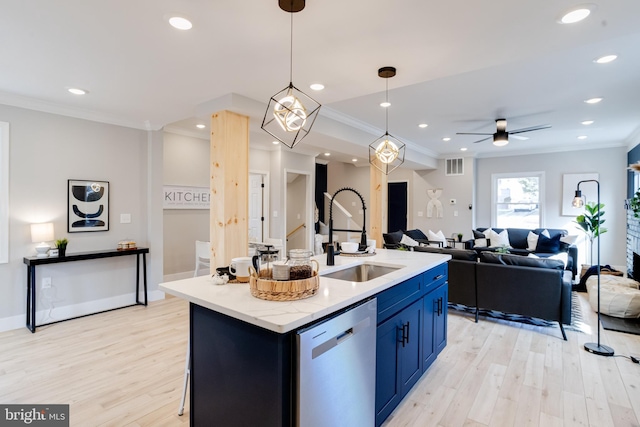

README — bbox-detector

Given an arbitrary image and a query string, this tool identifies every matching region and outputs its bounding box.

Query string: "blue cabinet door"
[375,299,423,426]
[423,282,448,369]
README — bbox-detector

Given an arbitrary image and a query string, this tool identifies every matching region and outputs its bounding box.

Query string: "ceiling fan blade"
[456,132,492,135]
[496,118,507,132]
[511,135,529,140]
[473,136,492,144]
[510,124,551,134]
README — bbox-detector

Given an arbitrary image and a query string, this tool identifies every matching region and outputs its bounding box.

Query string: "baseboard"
[0,290,165,333]
[163,269,209,282]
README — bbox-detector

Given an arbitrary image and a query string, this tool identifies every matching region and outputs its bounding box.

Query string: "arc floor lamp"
[573,179,614,357]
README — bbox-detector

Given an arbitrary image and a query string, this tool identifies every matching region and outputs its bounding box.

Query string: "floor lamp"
[573,179,614,356]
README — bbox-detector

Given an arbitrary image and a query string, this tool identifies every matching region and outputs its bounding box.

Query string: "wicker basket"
[249,263,319,301]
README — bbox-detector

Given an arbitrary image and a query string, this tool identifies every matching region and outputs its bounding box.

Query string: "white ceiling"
[2,0,639,167]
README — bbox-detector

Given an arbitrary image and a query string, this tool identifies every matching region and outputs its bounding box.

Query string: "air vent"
[446,158,464,176]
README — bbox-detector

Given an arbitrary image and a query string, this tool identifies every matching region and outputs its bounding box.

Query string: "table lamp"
[31,222,54,258]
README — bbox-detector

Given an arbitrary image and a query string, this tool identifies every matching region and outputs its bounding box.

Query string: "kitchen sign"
[163,185,210,209]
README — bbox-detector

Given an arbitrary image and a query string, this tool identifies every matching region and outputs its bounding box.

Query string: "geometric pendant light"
[369,66,405,174]
[261,0,321,149]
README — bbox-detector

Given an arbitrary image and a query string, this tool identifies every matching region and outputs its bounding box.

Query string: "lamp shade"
[31,222,54,243]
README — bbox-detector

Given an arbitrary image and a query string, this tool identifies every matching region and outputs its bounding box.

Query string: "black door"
[388,182,407,232]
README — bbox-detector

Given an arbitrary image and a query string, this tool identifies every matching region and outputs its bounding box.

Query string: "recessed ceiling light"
[67,87,87,95]
[310,83,325,91]
[578,135,588,140]
[581,120,594,125]
[559,5,594,24]
[272,140,280,145]
[442,137,451,142]
[380,102,391,108]
[324,152,330,156]
[196,124,205,129]
[352,158,358,162]
[594,54,617,64]
[584,97,603,104]
[460,147,467,152]
[169,16,193,30]
[418,123,428,128]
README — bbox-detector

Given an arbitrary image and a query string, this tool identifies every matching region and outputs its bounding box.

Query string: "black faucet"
[326,187,367,266]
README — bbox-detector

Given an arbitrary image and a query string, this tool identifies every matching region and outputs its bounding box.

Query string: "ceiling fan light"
[493,133,509,146]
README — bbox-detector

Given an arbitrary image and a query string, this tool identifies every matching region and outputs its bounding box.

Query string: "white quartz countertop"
[159,248,450,334]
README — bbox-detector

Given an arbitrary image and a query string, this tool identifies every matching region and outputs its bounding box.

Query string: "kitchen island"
[160,249,450,426]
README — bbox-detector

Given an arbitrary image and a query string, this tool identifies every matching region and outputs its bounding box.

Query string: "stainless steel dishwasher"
[296,298,377,427]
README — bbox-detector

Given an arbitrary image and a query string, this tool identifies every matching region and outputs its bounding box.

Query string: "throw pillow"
[383,230,404,245]
[405,229,428,241]
[527,229,550,251]
[473,229,485,239]
[560,235,578,245]
[318,221,330,235]
[488,229,510,248]
[427,229,447,246]
[400,234,419,247]
[535,233,561,253]
[548,252,569,268]
[474,238,488,247]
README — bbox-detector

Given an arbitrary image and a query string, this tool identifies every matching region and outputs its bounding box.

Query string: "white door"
[249,173,264,242]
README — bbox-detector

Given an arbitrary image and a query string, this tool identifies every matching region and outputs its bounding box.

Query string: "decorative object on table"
[68,179,109,232]
[260,0,320,149]
[495,245,510,254]
[251,244,279,278]
[117,240,137,250]
[30,222,54,258]
[55,238,68,257]
[288,249,314,279]
[572,179,614,356]
[271,261,291,281]
[210,273,230,285]
[457,233,464,242]
[574,200,607,266]
[340,241,359,253]
[369,66,405,175]
[248,260,319,301]
[215,266,235,281]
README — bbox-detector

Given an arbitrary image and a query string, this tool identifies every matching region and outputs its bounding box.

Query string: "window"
[492,171,544,229]
[0,121,8,263]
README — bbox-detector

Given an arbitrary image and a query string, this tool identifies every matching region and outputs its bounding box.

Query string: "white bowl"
[341,242,359,253]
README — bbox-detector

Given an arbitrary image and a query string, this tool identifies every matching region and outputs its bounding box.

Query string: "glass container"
[288,249,313,280]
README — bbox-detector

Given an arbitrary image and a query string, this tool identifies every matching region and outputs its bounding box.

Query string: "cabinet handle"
[397,325,406,347]
[405,322,410,345]
[433,274,444,281]
[398,322,409,347]
[438,297,443,316]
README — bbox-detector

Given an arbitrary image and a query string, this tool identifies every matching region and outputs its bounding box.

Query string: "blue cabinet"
[375,264,448,427]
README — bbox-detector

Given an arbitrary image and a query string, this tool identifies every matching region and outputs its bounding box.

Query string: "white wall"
[0,104,160,331]
[476,147,627,266]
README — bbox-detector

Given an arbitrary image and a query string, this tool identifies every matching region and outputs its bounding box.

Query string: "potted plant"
[457,233,463,242]
[574,201,607,265]
[629,189,640,218]
[495,245,510,254]
[55,238,68,257]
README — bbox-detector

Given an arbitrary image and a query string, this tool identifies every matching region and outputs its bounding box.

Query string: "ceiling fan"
[456,118,551,146]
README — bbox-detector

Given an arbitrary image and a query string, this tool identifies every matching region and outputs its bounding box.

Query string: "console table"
[23,247,149,333]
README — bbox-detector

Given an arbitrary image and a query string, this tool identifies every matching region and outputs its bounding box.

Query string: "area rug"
[449,291,587,332]
[599,314,640,336]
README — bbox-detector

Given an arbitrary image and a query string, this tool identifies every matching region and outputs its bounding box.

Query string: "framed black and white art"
[68,179,109,232]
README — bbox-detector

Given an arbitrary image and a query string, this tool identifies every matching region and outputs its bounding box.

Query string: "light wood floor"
[1,294,639,426]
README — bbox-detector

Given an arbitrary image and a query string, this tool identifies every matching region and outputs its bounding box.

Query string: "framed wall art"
[68,179,109,232]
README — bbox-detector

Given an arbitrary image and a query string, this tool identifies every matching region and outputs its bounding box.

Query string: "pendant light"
[261,0,321,149]
[369,66,405,174]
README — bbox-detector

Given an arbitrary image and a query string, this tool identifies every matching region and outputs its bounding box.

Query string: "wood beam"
[210,110,249,268]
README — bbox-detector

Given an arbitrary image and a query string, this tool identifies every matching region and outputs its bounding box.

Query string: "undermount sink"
[321,263,401,282]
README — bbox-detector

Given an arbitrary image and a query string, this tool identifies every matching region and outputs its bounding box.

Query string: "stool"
[586,275,640,318]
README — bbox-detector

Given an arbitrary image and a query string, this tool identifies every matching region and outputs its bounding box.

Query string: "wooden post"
[370,166,387,248]
[210,110,249,268]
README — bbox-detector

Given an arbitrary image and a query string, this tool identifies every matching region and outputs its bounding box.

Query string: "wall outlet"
[42,277,52,288]
[120,213,131,224]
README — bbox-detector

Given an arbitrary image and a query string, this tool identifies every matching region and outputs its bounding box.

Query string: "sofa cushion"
[427,229,447,246]
[441,248,478,261]
[479,252,565,270]
[404,229,428,241]
[535,233,561,253]
[473,229,485,239]
[488,229,510,248]
[400,234,419,247]
[527,229,550,251]
[502,228,529,249]
[383,230,404,245]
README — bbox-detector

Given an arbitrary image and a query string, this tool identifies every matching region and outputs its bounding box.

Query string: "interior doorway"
[286,171,311,253]
[388,182,408,232]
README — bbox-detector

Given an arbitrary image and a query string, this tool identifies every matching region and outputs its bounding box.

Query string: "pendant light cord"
[385,78,389,134]
[289,10,293,84]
